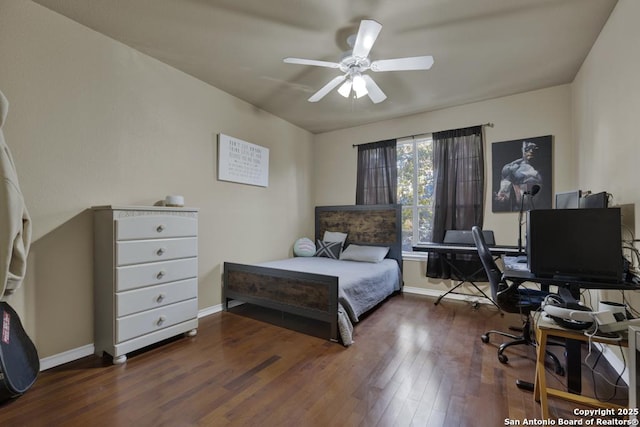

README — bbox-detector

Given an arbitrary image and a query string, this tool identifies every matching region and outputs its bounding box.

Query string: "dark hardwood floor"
[0,293,629,426]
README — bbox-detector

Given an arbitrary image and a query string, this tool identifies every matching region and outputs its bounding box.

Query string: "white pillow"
[340,244,390,263]
[323,231,348,245]
[293,237,316,257]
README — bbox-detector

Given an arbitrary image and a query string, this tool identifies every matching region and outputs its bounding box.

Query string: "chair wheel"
[555,366,565,376]
[498,353,509,364]
[481,334,489,343]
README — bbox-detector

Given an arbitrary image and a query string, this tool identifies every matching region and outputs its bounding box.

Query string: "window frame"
[397,134,433,254]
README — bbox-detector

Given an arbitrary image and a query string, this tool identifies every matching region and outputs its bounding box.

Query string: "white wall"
[571,0,640,373]
[314,85,575,293]
[0,0,315,358]
[573,0,639,226]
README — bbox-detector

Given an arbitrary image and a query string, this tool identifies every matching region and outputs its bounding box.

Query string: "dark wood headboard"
[315,204,403,268]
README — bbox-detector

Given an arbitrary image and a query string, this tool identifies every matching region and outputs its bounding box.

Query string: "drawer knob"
[156,224,165,233]
[156,248,166,256]
[156,293,166,303]
[156,270,166,280]
[156,316,166,326]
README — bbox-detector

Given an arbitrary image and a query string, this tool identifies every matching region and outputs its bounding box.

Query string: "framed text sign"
[217,134,269,187]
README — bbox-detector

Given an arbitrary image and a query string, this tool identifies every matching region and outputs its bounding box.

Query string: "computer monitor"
[555,190,581,209]
[580,191,609,209]
[527,207,623,282]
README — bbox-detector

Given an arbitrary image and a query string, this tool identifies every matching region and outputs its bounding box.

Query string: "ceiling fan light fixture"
[338,79,352,97]
[352,74,368,98]
[284,19,432,103]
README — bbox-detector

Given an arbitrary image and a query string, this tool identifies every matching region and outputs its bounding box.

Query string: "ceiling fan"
[283,19,434,104]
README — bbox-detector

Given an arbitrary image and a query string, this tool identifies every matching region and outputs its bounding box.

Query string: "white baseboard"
[41,293,489,371]
[197,300,243,318]
[198,303,223,318]
[45,294,625,387]
[39,304,238,371]
[39,344,95,371]
[402,286,493,305]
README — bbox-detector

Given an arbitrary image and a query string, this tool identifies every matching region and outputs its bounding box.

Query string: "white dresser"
[92,205,199,364]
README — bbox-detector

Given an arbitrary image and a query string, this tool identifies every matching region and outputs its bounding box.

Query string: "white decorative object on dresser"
[92,205,199,364]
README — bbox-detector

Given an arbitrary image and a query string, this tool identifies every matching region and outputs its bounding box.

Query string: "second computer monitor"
[555,190,581,209]
[580,191,609,209]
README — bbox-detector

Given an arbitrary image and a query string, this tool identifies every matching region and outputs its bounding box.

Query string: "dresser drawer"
[116,237,197,266]
[116,278,198,317]
[116,298,198,343]
[116,215,197,240]
[116,258,197,291]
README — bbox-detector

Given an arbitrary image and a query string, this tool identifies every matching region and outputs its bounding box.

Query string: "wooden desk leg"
[534,326,542,402]
[534,328,550,419]
[534,327,541,402]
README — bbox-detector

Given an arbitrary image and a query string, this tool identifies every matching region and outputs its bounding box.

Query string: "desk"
[502,257,640,291]
[413,243,520,307]
[532,311,628,419]
[503,258,640,394]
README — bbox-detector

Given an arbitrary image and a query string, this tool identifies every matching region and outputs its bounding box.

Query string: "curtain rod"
[351,122,494,147]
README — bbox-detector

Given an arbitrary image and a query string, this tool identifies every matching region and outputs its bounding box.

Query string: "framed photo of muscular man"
[492,135,552,213]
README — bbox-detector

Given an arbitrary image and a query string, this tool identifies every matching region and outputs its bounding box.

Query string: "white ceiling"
[33,0,617,134]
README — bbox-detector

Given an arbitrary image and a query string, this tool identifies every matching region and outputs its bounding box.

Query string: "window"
[397,135,434,252]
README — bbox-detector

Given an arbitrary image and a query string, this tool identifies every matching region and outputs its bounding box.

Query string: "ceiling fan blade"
[308,75,347,102]
[362,75,387,104]
[371,55,434,72]
[283,57,340,69]
[351,20,382,59]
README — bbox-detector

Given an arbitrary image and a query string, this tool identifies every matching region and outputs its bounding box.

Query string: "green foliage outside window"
[397,137,434,251]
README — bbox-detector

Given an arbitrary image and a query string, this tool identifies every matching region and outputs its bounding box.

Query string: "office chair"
[471,226,564,377]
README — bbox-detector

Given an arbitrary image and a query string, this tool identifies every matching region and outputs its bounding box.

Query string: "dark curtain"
[427,126,485,278]
[356,139,397,205]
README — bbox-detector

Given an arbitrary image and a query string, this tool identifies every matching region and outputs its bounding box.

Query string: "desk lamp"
[517,184,540,253]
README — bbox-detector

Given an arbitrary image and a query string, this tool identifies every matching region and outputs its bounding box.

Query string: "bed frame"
[223,204,403,342]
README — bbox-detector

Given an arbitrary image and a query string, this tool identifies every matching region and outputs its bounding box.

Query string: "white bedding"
[258,257,402,345]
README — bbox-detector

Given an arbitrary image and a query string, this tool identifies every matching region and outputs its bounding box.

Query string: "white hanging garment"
[0,90,31,297]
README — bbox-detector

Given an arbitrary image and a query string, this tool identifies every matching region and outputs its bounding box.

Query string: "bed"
[222,204,403,345]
